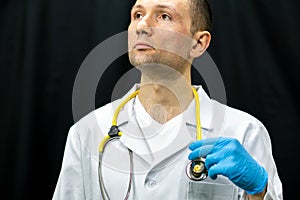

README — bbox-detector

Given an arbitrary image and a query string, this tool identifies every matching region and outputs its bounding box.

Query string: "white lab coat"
[53,85,283,200]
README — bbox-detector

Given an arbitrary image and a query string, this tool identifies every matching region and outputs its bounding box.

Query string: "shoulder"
[224,103,263,128]
[72,99,122,134]
[212,100,269,144]
[61,99,125,160]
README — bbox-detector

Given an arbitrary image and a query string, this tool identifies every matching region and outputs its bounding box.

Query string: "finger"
[189,137,221,150]
[207,164,226,180]
[188,145,214,160]
[204,150,224,169]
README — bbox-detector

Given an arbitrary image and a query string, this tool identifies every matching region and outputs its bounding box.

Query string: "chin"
[129,53,157,67]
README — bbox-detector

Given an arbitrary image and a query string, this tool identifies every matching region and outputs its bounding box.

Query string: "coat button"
[147,179,157,188]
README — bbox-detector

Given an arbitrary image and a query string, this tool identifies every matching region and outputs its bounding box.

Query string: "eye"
[159,13,171,21]
[134,12,143,20]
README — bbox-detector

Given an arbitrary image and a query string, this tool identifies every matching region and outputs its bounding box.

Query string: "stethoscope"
[98,87,207,200]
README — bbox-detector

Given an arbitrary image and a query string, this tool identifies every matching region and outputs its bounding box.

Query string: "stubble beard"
[128,50,190,74]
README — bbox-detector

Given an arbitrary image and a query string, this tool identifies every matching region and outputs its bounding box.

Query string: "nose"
[136,16,152,36]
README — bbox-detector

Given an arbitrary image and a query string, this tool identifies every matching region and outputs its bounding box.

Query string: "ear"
[190,31,211,58]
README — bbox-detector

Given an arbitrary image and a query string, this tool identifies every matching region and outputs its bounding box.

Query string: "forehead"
[133,0,190,11]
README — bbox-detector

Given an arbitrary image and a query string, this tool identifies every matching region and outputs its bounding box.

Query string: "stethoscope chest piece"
[186,158,208,181]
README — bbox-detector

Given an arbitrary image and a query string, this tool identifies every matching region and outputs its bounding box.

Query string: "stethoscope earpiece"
[186,158,207,181]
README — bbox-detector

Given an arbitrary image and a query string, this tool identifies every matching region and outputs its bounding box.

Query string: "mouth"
[133,42,154,50]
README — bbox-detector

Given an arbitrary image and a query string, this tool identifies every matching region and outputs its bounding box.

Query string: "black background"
[1,0,299,199]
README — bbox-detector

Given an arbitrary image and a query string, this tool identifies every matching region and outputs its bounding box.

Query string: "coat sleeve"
[52,126,86,200]
[243,120,283,200]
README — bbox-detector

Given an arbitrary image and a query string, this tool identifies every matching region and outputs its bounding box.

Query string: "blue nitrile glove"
[188,137,268,195]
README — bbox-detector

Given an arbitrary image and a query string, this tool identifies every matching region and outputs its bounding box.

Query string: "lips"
[133,42,154,50]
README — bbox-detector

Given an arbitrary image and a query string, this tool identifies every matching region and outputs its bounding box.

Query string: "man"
[53,0,283,199]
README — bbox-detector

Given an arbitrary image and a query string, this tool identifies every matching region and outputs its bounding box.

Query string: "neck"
[138,65,193,124]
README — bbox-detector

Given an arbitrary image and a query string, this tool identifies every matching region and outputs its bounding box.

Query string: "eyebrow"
[156,5,176,12]
[131,4,177,13]
[131,4,144,10]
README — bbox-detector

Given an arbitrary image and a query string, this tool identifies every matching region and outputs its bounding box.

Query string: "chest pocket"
[187,181,238,200]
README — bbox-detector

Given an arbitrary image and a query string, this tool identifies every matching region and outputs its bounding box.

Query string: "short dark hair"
[189,0,213,33]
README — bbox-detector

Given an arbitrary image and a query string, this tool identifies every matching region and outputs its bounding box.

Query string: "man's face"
[128,0,194,70]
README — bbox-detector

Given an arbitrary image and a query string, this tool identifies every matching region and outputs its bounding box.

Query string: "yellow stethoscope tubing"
[98,86,202,200]
[191,86,203,141]
[99,89,140,152]
[99,87,202,152]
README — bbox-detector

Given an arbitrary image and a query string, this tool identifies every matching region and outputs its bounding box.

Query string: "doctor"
[53,0,283,199]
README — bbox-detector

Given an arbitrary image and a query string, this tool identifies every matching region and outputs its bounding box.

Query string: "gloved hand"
[188,137,268,195]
